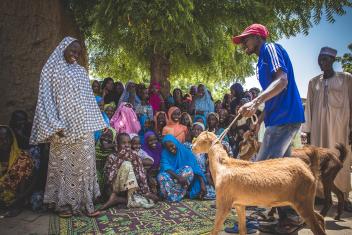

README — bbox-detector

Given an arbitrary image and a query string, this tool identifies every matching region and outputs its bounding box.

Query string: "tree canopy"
[337,43,352,74]
[66,0,352,99]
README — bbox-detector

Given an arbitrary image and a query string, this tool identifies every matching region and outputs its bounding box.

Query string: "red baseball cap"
[232,24,269,44]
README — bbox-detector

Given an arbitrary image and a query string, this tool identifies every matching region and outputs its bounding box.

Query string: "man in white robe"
[302,46,352,210]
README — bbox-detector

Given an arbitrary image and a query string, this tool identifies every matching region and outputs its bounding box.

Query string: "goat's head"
[192,131,218,154]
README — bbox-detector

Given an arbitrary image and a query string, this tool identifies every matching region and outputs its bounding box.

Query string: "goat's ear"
[192,137,196,144]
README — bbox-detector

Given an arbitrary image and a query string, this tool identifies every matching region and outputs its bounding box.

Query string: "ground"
[1,178,351,235]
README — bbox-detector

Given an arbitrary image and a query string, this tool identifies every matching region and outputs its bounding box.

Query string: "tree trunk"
[150,53,171,98]
[0,0,87,123]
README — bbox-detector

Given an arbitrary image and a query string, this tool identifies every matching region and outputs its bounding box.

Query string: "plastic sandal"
[224,220,258,234]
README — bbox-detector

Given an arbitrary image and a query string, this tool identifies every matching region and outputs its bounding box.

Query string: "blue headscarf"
[194,114,207,126]
[94,96,110,142]
[194,85,214,117]
[160,134,206,199]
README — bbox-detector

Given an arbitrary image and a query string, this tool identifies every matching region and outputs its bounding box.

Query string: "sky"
[243,9,352,98]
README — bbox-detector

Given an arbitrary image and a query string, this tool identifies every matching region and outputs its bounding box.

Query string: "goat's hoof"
[334,215,341,221]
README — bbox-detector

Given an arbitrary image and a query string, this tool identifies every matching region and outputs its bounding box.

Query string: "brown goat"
[238,131,347,220]
[192,131,326,235]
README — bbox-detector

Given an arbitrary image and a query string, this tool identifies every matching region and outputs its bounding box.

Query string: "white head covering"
[319,47,337,58]
[30,37,106,144]
[193,122,205,131]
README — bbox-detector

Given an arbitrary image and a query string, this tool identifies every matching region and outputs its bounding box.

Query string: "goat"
[192,131,326,235]
[238,131,347,220]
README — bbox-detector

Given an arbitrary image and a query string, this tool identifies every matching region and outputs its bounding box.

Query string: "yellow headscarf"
[104,102,117,111]
[0,125,21,178]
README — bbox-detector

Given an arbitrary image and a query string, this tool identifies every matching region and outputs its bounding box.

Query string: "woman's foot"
[86,210,103,217]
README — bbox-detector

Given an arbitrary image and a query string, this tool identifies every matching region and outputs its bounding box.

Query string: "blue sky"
[244,9,352,98]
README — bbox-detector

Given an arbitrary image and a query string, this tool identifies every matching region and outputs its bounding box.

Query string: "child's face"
[105,106,115,119]
[157,114,167,127]
[117,135,131,151]
[207,114,218,128]
[131,137,141,151]
[180,113,190,126]
[147,134,158,149]
[218,109,228,124]
[144,119,153,130]
[100,131,114,150]
[164,141,177,155]
[171,109,181,122]
[191,124,203,138]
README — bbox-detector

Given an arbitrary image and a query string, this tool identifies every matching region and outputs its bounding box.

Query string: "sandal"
[224,220,258,234]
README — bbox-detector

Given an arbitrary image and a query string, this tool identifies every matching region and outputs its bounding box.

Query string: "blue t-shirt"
[257,43,305,127]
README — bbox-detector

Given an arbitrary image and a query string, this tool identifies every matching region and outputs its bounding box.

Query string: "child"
[154,111,168,141]
[162,107,188,143]
[93,133,157,215]
[130,134,154,170]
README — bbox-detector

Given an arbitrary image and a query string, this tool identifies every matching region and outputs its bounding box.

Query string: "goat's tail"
[335,143,347,164]
[308,148,320,180]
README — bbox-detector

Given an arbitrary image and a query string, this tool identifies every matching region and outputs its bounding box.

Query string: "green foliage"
[337,43,352,74]
[67,0,352,97]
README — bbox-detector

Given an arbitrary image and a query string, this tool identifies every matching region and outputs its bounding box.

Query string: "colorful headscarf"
[149,81,163,112]
[192,122,205,131]
[194,114,207,125]
[118,81,141,108]
[104,102,116,111]
[194,85,214,117]
[160,134,206,199]
[142,131,162,170]
[110,102,141,134]
[0,125,21,176]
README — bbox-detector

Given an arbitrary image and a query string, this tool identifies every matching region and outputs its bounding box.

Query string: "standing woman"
[30,37,106,217]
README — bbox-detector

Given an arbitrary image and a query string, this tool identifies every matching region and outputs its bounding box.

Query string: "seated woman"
[162,107,188,143]
[95,133,158,214]
[0,125,34,216]
[184,122,215,200]
[130,134,154,170]
[191,84,214,117]
[91,80,101,97]
[180,112,193,130]
[142,131,162,194]
[206,112,230,143]
[194,114,206,125]
[110,102,141,134]
[157,134,207,202]
[118,82,141,109]
[154,111,168,141]
[95,128,116,194]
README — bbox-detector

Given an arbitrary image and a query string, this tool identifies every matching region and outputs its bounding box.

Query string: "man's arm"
[240,69,287,117]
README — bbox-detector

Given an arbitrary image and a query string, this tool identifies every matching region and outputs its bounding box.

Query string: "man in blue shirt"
[228,24,305,234]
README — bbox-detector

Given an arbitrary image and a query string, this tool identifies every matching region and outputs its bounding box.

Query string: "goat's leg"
[320,180,333,217]
[211,198,232,235]
[295,202,326,235]
[332,183,344,220]
[314,211,325,231]
[234,205,247,235]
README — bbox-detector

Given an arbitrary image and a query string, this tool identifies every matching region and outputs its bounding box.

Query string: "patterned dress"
[184,142,216,200]
[104,149,154,208]
[30,37,107,214]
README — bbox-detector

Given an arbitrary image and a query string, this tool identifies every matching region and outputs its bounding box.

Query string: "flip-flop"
[224,221,258,234]
[86,211,103,217]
